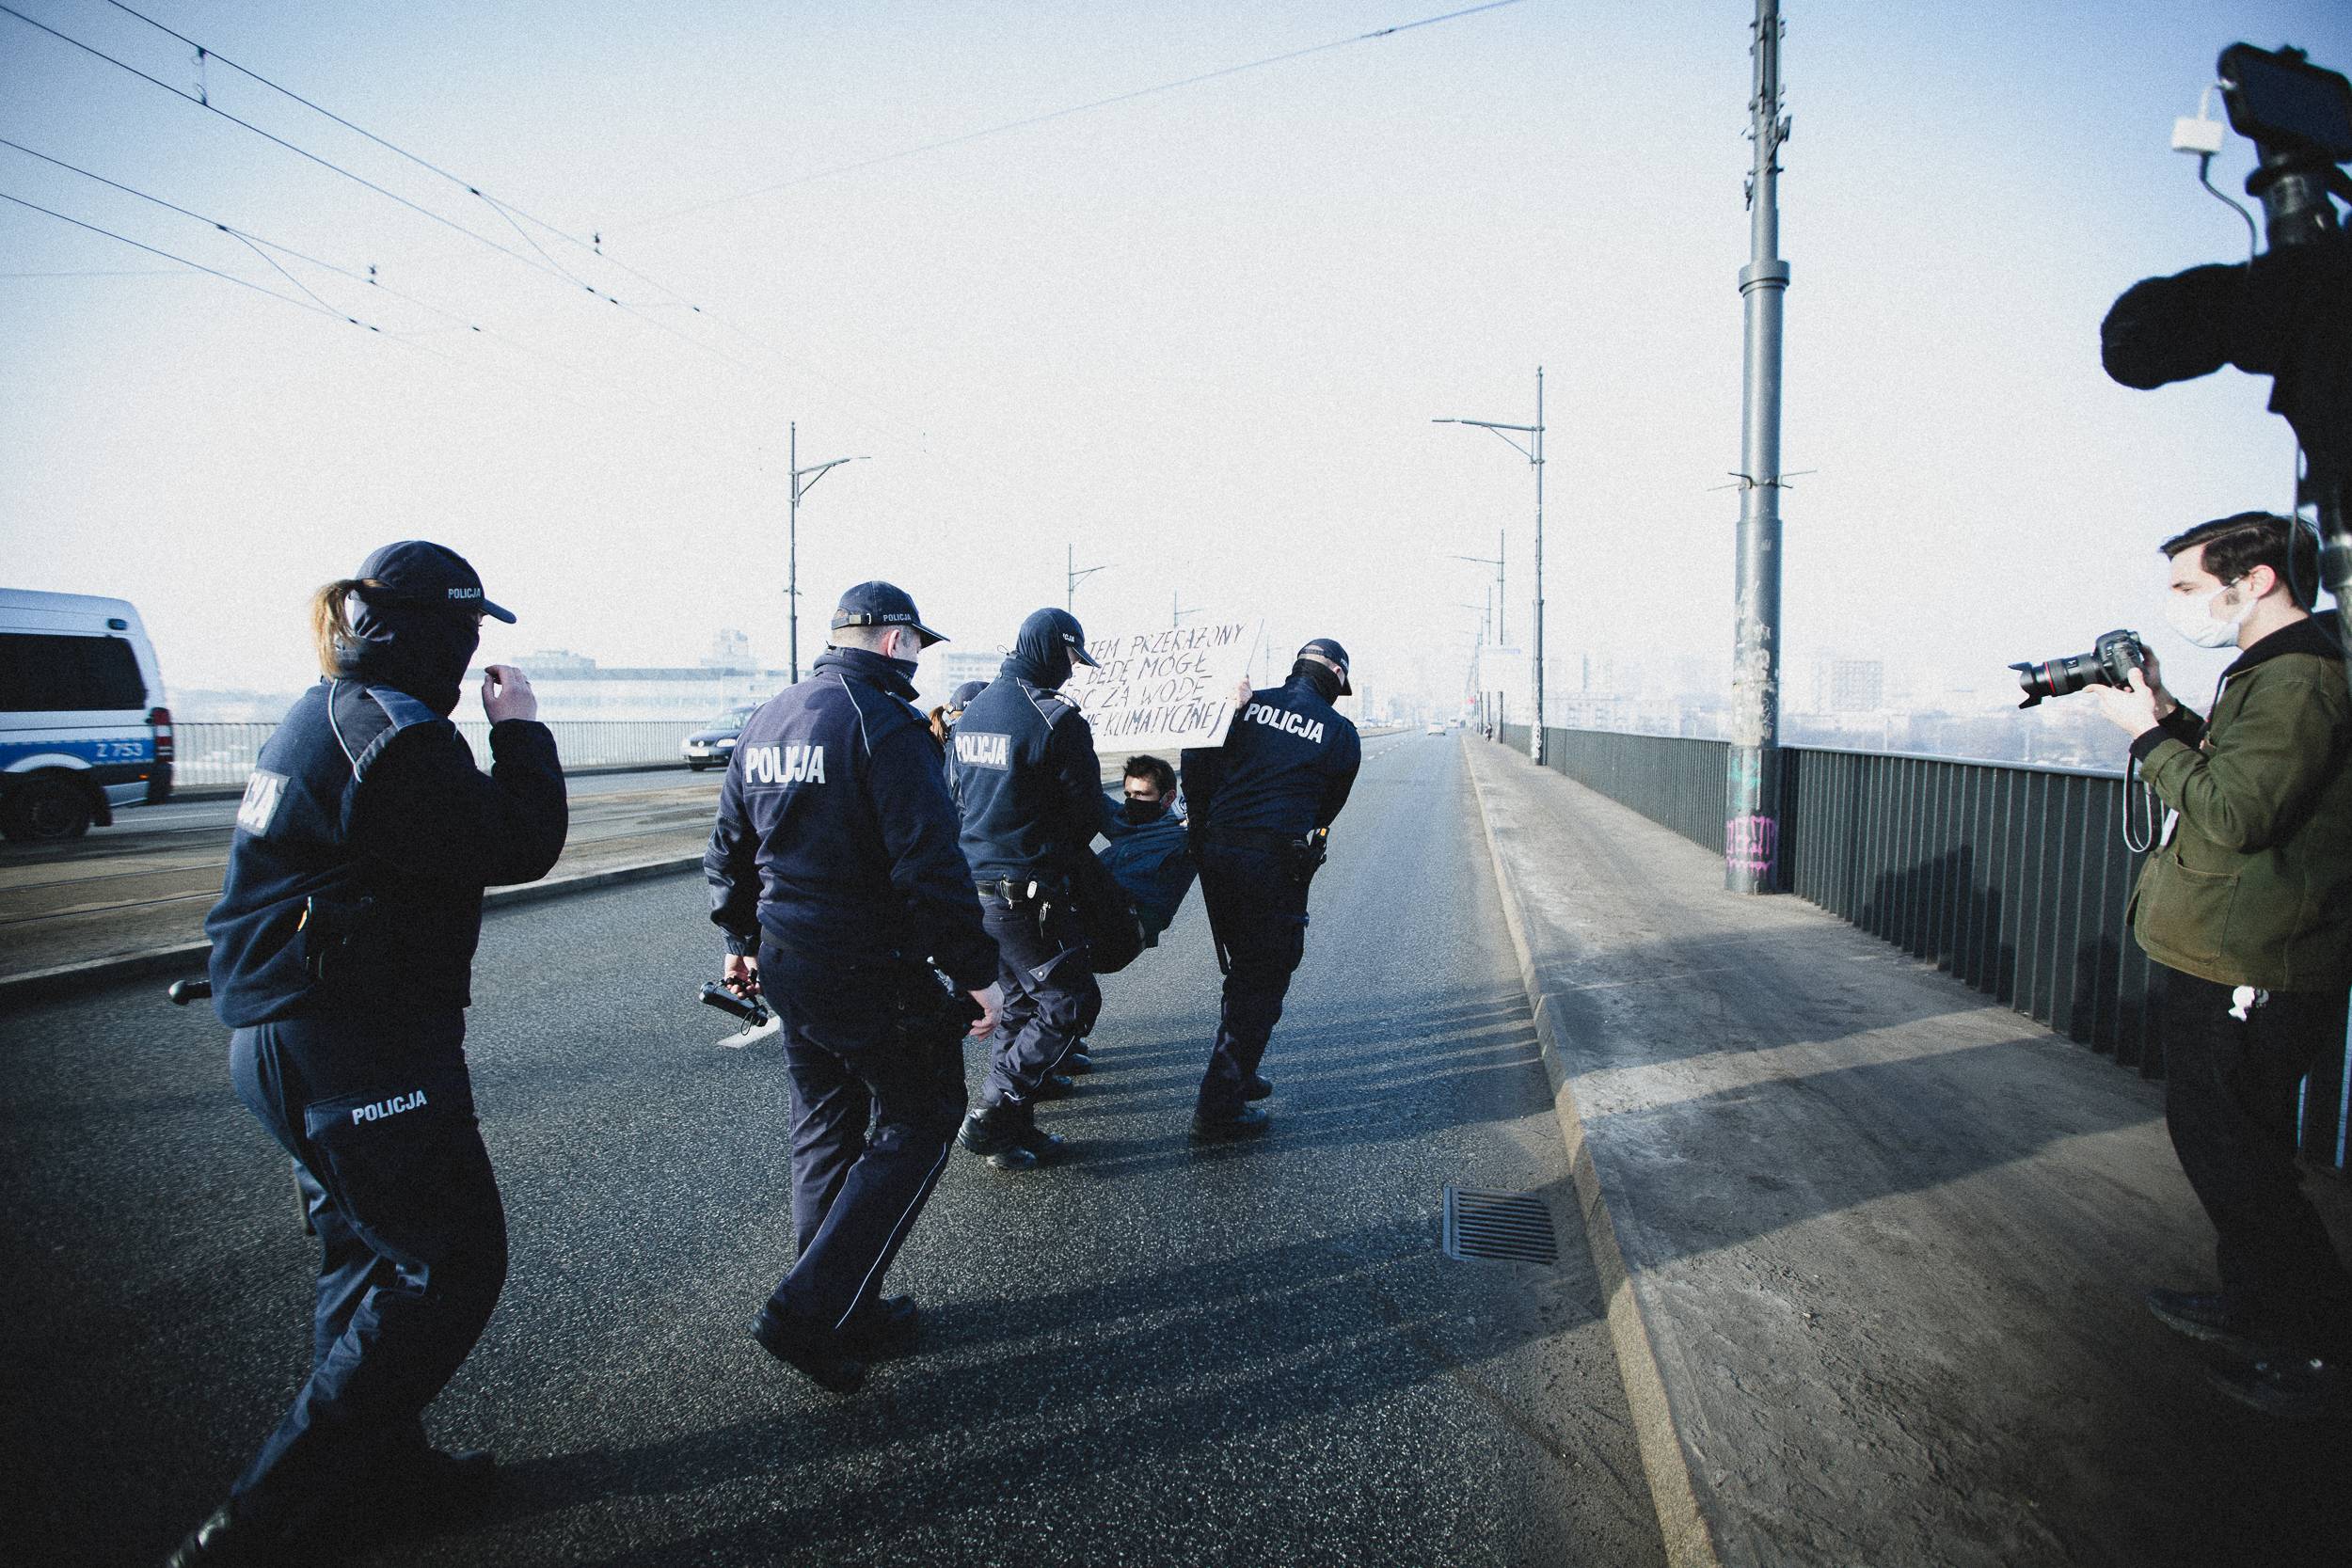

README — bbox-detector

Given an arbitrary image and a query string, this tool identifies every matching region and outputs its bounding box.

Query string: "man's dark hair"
[2161,511,2322,610]
[1122,754,1176,795]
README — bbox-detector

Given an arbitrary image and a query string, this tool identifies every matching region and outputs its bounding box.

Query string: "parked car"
[682,705,755,770]
[1426,721,1446,735]
[0,588,173,841]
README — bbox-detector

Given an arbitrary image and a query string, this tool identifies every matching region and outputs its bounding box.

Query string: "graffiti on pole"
[1726,813,1778,880]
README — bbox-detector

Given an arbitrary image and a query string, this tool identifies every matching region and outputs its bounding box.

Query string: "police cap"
[948,679,989,712]
[1297,637,1352,695]
[357,540,516,623]
[832,580,947,646]
[1018,606,1101,668]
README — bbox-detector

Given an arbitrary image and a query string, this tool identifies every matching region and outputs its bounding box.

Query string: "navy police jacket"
[705,647,996,990]
[1181,674,1361,837]
[950,667,1110,883]
[205,679,568,1027]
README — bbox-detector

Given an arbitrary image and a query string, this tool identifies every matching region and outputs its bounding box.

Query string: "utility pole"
[1450,531,1505,644]
[1066,543,1108,610]
[1726,0,1791,894]
[1436,372,1546,763]
[787,421,866,684]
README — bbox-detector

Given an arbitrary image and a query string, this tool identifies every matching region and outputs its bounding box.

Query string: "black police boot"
[842,1294,922,1357]
[1060,1049,1095,1075]
[1032,1072,1078,1101]
[2207,1354,2351,1422]
[1190,1104,1271,1143]
[752,1302,866,1394]
[1014,1120,1067,1162]
[2145,1287,2265,1352]
[165,1504,279,1567]
[959,1104,1041,1171]
[1243,1073,1273,1101]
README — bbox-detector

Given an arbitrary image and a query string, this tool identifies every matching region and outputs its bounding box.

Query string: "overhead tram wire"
[0,188,378,327]
[0,138,789,450]
[80,0,930,449]
[611,0,1530,232]
[0,4,580,294]
[0,3,795,407]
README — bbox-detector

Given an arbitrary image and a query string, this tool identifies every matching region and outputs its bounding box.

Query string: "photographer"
[2088,511,2352,1420]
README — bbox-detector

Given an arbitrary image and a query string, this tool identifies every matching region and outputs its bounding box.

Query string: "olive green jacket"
[2128,616,2352,991]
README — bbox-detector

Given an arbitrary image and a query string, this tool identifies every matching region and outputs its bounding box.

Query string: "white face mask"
[2162,580,2252,649]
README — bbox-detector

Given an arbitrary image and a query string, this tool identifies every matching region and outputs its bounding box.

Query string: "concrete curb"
[1460,734,1724,1568]
[0,853,701,1009]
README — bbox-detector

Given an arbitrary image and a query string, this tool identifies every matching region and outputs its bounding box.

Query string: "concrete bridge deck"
[1465,735,2351,1568]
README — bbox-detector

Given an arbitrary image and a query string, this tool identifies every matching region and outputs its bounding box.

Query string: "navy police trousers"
[977,890,1099,1108]
[225,1012,508,1533]
[1196,843,1311,1119]
[763,943,966,1330]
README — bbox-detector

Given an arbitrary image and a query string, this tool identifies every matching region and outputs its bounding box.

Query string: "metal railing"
[174,720,691,787]
[1497,725,2349,1169]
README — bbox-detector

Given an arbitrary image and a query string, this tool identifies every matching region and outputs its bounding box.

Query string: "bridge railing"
[174,720,691,787]
[1493,724,2349,1169]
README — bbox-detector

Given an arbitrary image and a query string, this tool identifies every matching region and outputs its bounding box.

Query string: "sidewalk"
[1463,736,2350,1568]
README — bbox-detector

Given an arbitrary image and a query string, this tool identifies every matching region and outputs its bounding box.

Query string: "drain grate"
[1441,1185,1559,1264]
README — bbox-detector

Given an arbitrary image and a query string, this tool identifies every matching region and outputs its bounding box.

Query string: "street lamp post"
[1449,531,1505,643]
[787,421,866,684]
[1436,368,1546,763]
[1726,0,1790,894]
[1067,543,1109,610]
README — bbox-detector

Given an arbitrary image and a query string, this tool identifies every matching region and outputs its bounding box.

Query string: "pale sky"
[4,0,2348,716]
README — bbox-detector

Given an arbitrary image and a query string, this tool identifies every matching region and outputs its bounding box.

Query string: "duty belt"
[1195,826,1294,850]
[977,876,1062,905]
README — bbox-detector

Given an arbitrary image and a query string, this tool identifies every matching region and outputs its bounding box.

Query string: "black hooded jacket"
[949,624,1109,883]
[205,602,568,1025]
[705,646,997,989]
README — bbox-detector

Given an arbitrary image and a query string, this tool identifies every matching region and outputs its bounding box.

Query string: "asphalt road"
[0,732,1663,1568]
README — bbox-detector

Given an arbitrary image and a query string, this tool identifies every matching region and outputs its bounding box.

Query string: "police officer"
[948,606,1108,1167]
[706,581,1001,1395]
[1180,638,1361,1141]
[170,543,567,1566]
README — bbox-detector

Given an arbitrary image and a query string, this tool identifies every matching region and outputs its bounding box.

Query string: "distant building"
[702,627,754,668]
[1828,658,1884,714]
[470,651,793,723]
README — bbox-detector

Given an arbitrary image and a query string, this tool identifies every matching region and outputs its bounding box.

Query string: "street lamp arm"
[1435,415,1537,463]
[792,453,865,499]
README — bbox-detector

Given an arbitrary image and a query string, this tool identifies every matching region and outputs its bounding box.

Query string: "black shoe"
[165,1505,279,1567]
[959,1106,1041,1171]
[1060,1051,1095,1075]
[2146,1287,2265,1352]
[1033,1072,1077,1101]
[1014,1122,1066,1161]
[1190,1104,1271,1143]
[842,1294,921,1357]
[379,1442,496,1508]
[752,1302,866,1393]
[1243,1073,1273,1101]
[2208,1354,2351,1422]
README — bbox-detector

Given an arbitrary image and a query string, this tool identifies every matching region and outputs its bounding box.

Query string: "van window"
[0,633,148,712]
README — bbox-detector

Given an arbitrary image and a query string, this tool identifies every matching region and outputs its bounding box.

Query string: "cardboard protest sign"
[1061,618,1261,752]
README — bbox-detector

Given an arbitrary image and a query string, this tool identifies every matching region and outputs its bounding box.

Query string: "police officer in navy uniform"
[1180,638,1361,1141]
[171,543,567,1566]
[706,581,1001,1394]
[948,607,1108,1168]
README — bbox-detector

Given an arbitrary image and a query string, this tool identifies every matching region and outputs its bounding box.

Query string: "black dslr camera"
[2010,629,2150,709]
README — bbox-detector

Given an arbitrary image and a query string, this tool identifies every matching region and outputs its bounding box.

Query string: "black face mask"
[345,596,481,717]
[1122,797,1168,825]
[1291,658,1343,705]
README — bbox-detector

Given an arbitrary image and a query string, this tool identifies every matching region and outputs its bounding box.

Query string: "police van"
[0,589,174,842]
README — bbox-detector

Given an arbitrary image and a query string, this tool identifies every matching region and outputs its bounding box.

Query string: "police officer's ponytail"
[310,578,378,676]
